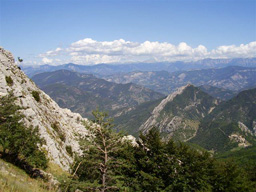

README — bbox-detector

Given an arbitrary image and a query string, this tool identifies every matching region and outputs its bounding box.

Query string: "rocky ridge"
[139,84,191,132]
[139,84,218,141]
[0,47,89,170]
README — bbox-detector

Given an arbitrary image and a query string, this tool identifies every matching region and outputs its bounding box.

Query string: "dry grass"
[0,159,58,192]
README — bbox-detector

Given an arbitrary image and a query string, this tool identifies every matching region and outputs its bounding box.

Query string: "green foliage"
[5,76,13,86]
[65,145,73,156]
[216,146,256,188]
[51,122,65,141]
[62,122,254,191]
[0,159,56,192]
[32,90,41,102]
[191,88,256,152]
[0,93,48,173]
[18,57,23,63]
[63,109,126,192]
[210,160,254,191]
[114,98,162,136]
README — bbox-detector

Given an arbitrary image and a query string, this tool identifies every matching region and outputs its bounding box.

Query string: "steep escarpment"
[0,47,89,170]
[139,84,218,141]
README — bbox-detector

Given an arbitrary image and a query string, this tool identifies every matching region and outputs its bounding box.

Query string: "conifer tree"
[72,109,125,192]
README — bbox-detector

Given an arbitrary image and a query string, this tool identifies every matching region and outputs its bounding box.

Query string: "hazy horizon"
[1,0,255,66]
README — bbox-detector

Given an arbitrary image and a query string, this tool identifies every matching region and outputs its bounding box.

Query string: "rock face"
[139,84,191,133]
[0,47,89,170]
[139,84,218,141]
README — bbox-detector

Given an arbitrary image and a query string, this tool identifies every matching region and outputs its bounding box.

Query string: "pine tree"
[71,110,126,192]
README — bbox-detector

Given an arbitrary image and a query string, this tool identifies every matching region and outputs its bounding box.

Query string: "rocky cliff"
[0,47,89,170]
[139,84,218,141]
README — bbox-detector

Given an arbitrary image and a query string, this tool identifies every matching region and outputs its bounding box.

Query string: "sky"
[0,0,255,65]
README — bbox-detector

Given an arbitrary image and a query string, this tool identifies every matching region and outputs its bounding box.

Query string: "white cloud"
[37,38,256,65]
[42,57,53,64]
[210,41,256,59]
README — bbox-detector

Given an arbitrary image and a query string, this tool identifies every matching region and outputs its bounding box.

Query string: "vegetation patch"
[0,94,48,176]
[0,159,56,192]
[61,110,255,192]
[32,90,41,102]
[5,76,13,86]
[51,122,66,142]
[65,145,73,156]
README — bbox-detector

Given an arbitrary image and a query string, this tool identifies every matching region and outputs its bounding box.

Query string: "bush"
[51,122,66,141]
[5,76,13,86]
[66,145,73,156]
[0,93,48,173]
[32,90,40,102]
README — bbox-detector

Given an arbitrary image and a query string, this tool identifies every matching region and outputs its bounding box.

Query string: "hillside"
[32,70,164,118]
[114,98,163,136]
[104,66,256,95]
[0,47,89,170]
[198,85,237,100]
[115,84,218,141]
[190,88,256,152]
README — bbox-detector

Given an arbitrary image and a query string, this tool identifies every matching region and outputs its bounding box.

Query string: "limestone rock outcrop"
[0,47,89,170]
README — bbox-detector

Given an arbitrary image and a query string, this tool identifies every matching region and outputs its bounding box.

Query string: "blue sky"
[0,0,255,65]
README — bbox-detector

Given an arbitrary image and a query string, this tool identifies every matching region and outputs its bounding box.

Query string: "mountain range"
[103,66,256,95]
[32,70,164,118]
[29,65,256,153]
[21,57,256,77]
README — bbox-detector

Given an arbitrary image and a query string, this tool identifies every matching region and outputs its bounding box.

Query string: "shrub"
[51,122,66,141]
[66,145,73,156]
[0,93,48,173]
[32,90,40,102]
[5,76,13,86]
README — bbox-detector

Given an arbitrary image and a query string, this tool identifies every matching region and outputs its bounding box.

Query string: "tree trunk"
[102,149,108,192]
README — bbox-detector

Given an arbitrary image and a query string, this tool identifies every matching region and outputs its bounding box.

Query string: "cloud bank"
[37,38,256,65]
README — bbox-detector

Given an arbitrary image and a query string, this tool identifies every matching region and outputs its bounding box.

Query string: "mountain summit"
[139,84,218,141]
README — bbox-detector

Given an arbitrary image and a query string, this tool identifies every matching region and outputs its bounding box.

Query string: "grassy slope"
[0,159,68,192]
